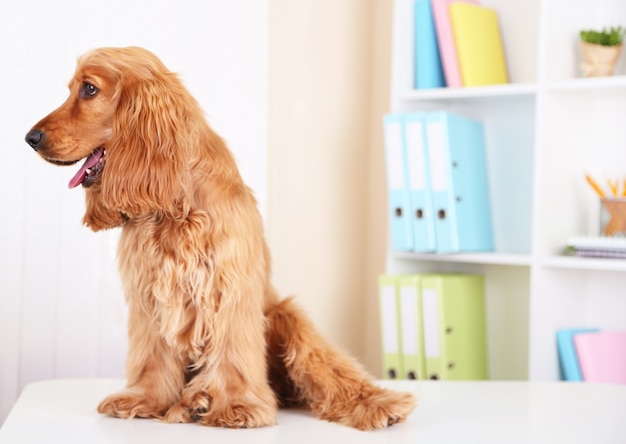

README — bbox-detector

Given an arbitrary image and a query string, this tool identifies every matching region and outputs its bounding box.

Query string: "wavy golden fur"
[25,46,416,430]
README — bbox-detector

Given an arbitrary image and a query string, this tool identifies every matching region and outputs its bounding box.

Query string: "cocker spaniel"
[25,47,416,430]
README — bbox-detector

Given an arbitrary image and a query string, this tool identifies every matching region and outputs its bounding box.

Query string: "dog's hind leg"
[265,297,417,430]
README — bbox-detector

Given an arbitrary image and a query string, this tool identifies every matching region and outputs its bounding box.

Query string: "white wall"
[0,0,267,425]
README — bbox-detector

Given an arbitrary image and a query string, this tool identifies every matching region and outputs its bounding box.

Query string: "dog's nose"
[25,129,44,150]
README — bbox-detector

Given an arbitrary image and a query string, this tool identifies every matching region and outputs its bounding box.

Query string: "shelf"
[398,83,538,101]
[398,75,626,102]
[394,252,626,272]
[388,0,626,382]
[545,75,626,93]
[541,255,626,272]
[399,76,626,101]
[393,251,532,267]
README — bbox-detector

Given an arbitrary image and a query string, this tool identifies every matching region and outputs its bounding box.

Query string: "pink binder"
[431,0,478,88]
[574,331,626,384]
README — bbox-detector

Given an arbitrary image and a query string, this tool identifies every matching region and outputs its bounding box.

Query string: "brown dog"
[25,47,416,430]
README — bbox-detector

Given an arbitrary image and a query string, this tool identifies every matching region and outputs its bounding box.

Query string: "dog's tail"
[265,297,417,430]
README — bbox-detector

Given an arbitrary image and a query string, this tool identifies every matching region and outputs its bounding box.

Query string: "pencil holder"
[600,198,626,236]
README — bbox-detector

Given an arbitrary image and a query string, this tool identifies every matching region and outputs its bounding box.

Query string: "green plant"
[580,26,626,46]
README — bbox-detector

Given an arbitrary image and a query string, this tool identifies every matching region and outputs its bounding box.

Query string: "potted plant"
[580,26,626,77]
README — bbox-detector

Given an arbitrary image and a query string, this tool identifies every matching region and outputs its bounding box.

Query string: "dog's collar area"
[68,147,106,189]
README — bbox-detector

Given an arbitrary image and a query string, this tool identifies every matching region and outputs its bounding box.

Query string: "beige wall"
[363,0,394,376]
[268,0,392,376]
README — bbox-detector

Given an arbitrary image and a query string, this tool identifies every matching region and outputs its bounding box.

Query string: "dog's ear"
[99,66,187,217]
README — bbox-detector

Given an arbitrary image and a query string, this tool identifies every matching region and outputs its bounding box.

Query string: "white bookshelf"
[387,0,626,381]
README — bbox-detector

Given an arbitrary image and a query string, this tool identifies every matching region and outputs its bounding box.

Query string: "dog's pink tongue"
[68,151,101,189]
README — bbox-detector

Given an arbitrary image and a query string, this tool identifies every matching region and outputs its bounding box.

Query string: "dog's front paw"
[315,385,417,431]
[203,400,277,428]
[98,391,165,419]
[165,389,276,428]
[163,389,211,424]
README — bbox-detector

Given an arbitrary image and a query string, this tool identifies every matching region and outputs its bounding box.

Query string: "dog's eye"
[80,82,99,99]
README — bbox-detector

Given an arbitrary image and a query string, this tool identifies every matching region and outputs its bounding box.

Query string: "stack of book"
[414,0,509,89]
[567,236,626,259]
[557,328,626,384]
[383,110,493,253]
[378,273,488,381]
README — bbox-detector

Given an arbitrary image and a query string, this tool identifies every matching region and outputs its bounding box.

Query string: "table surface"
[1,379,625,444]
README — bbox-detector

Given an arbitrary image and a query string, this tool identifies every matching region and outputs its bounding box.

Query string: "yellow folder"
[449,3,509,86]
[420,274,488,380]
[378,275,404,379]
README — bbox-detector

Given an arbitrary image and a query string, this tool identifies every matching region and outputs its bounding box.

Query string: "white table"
[1,379,625,443]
